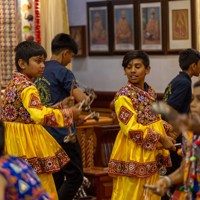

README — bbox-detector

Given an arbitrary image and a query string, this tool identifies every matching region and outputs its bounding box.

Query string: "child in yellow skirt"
[0,41,82,199]
[0,120,55,200]
[108,50,176,200]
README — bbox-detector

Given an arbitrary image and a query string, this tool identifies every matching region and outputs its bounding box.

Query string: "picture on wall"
[70,26,86,57]
[113,1,134,53]
[167,0,196,53]
[139,1,164,53]
[87,2,110,55]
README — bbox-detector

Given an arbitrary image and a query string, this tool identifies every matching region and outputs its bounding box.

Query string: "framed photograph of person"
[111,1,135,54]
[70,26,87,57]
[87,2,111,56]
[166,0,196,54]
[139,0,165,54]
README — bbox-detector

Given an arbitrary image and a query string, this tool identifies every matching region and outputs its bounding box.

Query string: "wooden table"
[77,116,114,168]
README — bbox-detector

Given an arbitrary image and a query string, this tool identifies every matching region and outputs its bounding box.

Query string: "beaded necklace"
[175,132,200,200]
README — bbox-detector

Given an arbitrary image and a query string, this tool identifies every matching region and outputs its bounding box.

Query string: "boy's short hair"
[122,50,150,68]
[51,33,78,55]
[0,121,5,156]
[179,48,200,70]
[15,41,47,72]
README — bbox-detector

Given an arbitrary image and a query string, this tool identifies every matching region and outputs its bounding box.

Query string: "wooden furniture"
[77,117,114,168]
[94,125,119,167]
[84,167,113,200]
[76,91,118,200]
[83,125,119,200]
[77,121,119,200]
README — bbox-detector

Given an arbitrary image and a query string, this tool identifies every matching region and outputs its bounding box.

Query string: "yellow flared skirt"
[4,122,70,199]
[112,173,161,200]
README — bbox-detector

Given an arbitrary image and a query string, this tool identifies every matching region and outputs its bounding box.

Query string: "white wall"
[67,0,198,93]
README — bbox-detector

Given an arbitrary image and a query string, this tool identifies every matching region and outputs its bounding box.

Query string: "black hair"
[0,121,5,156]
[15,41,47,72]
[122,50,150,69]
[51,33,78,55]
[193,81,200,88]
[179,48,200,70]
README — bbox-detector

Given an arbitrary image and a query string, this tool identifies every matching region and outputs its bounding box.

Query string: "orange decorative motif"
[43,113,59,127]
[29,93,43,110]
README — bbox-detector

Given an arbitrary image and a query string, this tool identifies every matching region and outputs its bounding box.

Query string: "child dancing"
[0,41,82,199]
[108,50,176,200]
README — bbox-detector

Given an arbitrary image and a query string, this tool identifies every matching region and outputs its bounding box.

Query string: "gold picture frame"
[166,0,196,53]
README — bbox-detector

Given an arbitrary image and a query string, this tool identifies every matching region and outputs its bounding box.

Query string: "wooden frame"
[166,0,196,53]
[111,0,135,54]
[138,0,165,54]
[87,2,111,56]
[70,26,87,57]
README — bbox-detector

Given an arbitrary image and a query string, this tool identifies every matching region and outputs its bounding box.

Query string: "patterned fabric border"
[60,108,74,128]
[29,93,43,110]
[129,131,143,145]
[108,155,171,178]
[129,128,160,150]
[0,0,17,87]
[20,148,70,174]
[43,113,59,127]
[118,106,133,125]
[114,82,161,126]
[142,128,161,150]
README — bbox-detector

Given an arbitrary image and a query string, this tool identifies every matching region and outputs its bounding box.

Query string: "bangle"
[163,176,172,187]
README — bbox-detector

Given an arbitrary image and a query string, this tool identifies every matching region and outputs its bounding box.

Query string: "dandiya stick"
[143,184,157,191]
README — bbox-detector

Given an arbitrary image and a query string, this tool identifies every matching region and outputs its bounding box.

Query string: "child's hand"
[160,135,176,151]
[167,131,180,140]
[62,96,75,108]
[154,177,170,196]
[51,96,75,109]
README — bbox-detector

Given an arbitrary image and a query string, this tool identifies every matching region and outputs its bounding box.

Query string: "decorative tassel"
[34,0,41,44]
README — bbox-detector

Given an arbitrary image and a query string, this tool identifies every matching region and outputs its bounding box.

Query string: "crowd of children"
[0,34,200,200]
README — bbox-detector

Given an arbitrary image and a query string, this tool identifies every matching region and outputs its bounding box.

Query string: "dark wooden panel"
[92,91,164,109]
[94,125,119,167]
[84,167,113,200]
[92,91,116,109]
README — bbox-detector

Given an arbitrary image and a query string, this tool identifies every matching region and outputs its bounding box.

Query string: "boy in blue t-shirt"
[35,33,89,200]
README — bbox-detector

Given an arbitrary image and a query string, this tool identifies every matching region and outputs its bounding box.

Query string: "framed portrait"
[70,26,86,57]
[167,0,196,53]
[87,2,111,56]
[112,1,135,54]
[139,0,165,53]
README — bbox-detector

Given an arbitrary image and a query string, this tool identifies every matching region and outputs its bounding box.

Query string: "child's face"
[188,86,200,132]
[192,60,200,77]
[124,58,150,89]
[20,55,45,79]
[190,86,200,114]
